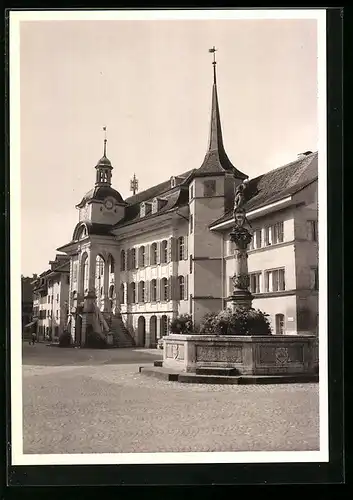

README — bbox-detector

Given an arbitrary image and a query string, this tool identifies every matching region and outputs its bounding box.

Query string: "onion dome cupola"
[75,127,127,226]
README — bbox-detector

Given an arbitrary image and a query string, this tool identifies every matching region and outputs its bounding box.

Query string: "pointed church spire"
[194,48,247,180]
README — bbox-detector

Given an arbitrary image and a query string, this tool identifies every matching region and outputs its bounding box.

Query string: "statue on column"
[228,179,254,309]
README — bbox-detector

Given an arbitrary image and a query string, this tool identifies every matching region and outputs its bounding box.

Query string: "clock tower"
[75,129,127,226]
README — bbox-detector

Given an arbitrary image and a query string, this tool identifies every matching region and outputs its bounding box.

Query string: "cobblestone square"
[22,343,320,454]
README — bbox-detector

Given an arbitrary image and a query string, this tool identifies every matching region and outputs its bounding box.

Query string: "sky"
[18,16,318,276]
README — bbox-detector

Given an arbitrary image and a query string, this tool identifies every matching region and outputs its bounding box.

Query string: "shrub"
[169,314,193,334]
[200,307,272,336]
[85,327,108,348]
[58,330,72,347]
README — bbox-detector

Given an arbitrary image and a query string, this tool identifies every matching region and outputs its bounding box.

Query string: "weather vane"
[103,126,107,156]
[208,46,218,83]
[130,173,139,195]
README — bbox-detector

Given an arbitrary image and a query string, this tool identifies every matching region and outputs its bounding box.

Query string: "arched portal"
[160,315,168,337]
[79,252,89,296]
[95,255,105,310]
[137,316,146,347]
[150,315,157,348]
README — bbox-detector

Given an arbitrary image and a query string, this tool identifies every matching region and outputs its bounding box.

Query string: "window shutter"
[157,242,161,264]
[168,277,173,300]
[168,237,173,262]
[145,280,149,302]
[146,245,150,266]
[156,279,160,302]
[184,236,188,260]
[184,275,188,300]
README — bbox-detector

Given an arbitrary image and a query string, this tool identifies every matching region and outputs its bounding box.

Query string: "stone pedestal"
[228,215,253,310]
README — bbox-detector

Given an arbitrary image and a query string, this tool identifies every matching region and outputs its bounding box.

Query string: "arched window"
[130,282,136,303]
[161,277,168,301]
[139,246,145,267]
[178,236,185,260]
[108,255,115,273]
[120,250,126,271]
[131,248,137,269]
[178,276,185,300]
[161,315,168,336]
[139,281,146,302]
[82,255,89,293]
[151,242,158,265]
[151,279,157,302]
[161,240,168,263]
[275,314,285,335]
[77,225,87,240]
[120,283,125,304]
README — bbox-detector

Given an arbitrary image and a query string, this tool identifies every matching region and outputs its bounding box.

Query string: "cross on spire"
[209,46,218,84]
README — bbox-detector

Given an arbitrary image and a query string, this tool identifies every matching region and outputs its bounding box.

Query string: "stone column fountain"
[227,182,254,311]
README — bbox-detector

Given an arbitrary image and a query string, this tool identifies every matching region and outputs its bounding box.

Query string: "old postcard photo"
[10,9,328,466]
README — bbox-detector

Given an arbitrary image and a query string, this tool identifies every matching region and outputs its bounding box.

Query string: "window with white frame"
[265,222,284,246]
[307,220,318,242]
[151,279,157,301]
[264,268,285,292]
[178,276,185,300]
[178,236,185,260]
[161,240,168,264]
[250,229,262,250]
[151,242,158,265]
[249,272,261,294]
[310,267,319,290]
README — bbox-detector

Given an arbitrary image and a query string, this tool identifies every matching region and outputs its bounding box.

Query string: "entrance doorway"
[275,313,285,335]
[137,316,146,347]
[150,316,157,348]
[75,314,82,344]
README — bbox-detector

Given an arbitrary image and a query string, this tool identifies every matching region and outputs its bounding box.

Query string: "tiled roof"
[124,169,194,206]
[210,151,318,227]
[114,186,189,229]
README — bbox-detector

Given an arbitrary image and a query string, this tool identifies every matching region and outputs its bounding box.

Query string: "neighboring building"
[57,60,318,347]
[22,275,36,333]
[31,255,70,341]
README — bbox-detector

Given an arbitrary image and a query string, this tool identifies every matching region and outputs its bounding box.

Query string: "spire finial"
[209,46,217,84]
[130,173,139,195]
[103,126,107,156]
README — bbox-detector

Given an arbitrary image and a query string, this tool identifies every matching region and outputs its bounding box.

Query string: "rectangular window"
[310,267,319,290]
[203,180,216,197]
[249,272,261,294]
[56,294,59,303]
[56,310,59,320]
[189,254,193,274]
[250,229,262,250]
[307,220,318,241]
[265,222,284,246]
[189,214,193,234]
[47,296,50,304]
[264,269,285,292]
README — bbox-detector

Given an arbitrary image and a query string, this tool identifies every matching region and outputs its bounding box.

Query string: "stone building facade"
[56,61,318,347]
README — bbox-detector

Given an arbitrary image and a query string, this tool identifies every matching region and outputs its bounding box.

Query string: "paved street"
[23,343,320,454]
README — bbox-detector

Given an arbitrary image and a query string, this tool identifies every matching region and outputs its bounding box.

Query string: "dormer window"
[152,197,168,214]
[140,202,152,218]
[170,176,183,189]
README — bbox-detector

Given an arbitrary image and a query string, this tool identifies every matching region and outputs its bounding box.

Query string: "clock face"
[104,199,114,210]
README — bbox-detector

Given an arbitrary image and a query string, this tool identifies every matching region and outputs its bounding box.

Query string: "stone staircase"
[106,314,135,348]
